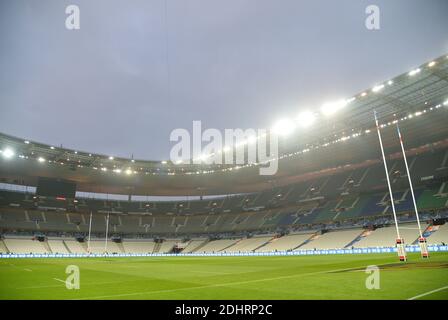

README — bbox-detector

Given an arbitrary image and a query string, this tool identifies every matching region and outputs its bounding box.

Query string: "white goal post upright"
[396,124,429,258]
[87,211,93,254]
[374,111,406,261]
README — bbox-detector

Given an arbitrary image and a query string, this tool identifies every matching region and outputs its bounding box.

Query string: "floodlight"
[247,135,257,144]
[321,99,347,116]
[37,157,45,163]
[271,118,296,136]
[372,84,385,92]
[2,148,15,159]
[408,68,421,76]
[297,111,316,128]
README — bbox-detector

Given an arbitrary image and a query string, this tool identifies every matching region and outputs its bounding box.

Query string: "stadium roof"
[1,54,448,196]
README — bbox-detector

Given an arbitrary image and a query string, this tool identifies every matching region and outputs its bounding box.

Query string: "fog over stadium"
[0,0,447,160]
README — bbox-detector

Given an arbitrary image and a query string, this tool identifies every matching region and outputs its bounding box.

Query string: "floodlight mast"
[374,111,406,261]
[396,124,429,258]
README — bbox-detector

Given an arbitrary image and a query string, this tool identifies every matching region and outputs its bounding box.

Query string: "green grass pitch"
[1,252,447,300]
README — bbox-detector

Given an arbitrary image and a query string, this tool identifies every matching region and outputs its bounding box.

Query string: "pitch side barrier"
[1,245,447,259]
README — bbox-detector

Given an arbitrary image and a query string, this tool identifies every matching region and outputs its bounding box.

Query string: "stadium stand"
[122,240,156,253]
[354,223,423,248]
[47,239,70,254]
[298,228,364,250]
[223,235,273,253]
[256,233,314,252]
[3,237,48,254]
[157,239,178,253]
[64,240,87,254]
[181,238,208,253]
[197,239,241,253]
[426,224,448,245]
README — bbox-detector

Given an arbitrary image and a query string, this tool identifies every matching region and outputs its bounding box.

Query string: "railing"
[1,245,447,259]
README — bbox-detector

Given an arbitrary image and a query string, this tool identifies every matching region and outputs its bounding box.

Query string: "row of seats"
[1,184,447,235]
[2,223,447,254]
[1,148,447,217]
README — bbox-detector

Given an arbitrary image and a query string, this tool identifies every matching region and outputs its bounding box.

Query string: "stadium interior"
[1,54,448,256]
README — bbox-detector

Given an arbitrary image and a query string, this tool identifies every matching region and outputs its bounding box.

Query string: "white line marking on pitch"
[53,278,67,284]
[73,265,361,300]
[189,270,232,275]
[408,285,448,300]
[17,284,64,289]
[23,268,32,272]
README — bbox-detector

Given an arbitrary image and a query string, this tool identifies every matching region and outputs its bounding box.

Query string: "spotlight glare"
[321,99,348,116]
[297,111,316,128]
[408,68,421,76]
[38,157,45,163]
[2,148,15,159]
[372,84,385,92]
[247,135,257,144]
[271,118,296,136]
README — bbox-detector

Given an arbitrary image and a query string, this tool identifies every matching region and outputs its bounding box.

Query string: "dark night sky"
[0,0,447,160]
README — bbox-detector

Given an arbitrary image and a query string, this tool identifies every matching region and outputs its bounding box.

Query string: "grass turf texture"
[0,252,447,300]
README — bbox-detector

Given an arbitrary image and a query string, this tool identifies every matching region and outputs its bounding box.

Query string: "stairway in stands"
[116,241,126,253]
[292,232,319,250]
[344,229,373,248]
[252,236,276,252]
[152,241,162,253]
[0,239,9,253]
[191,239,209,253]
[42,240,52,253]
[62,240,72,253]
